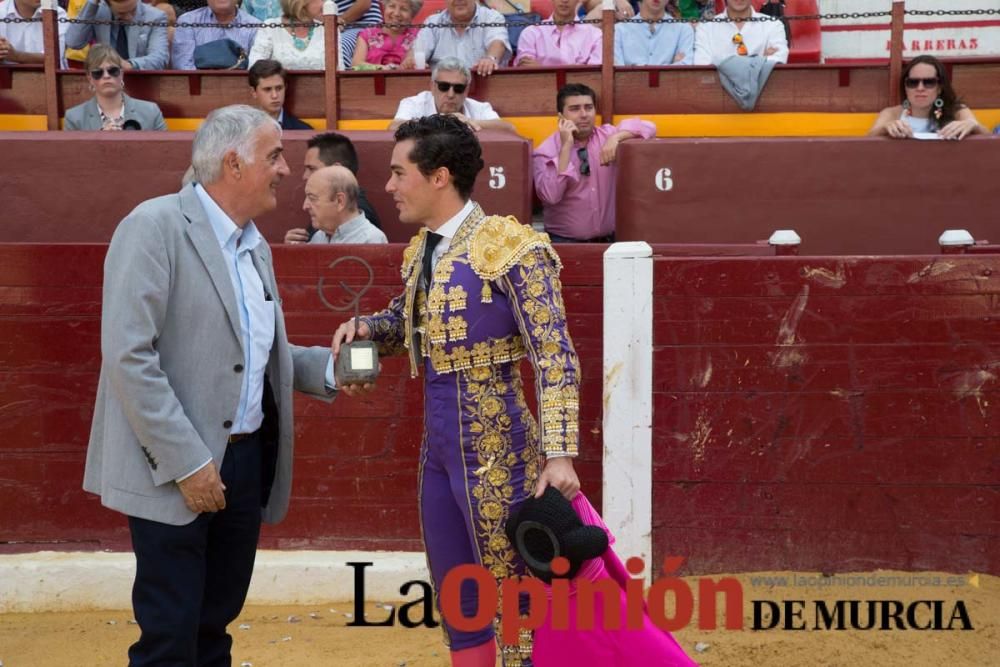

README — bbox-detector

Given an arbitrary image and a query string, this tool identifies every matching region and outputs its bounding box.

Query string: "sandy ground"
[0,571,995,667]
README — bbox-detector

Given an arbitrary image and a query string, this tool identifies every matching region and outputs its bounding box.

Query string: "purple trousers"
[419,359,539,665]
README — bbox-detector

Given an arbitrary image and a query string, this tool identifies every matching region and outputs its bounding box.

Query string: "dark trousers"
[127,433,263,667]
[547,232,615,244]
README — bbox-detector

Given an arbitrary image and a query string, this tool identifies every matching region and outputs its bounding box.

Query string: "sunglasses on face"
[732,33,749,56]
[904,77,940,89]
[435,81,467,94]
[90,66,122,80]
[576,147,590,176]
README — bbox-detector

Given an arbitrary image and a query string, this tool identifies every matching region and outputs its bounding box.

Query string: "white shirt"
[394,90,500,122]
[0,0,68,68]
[693,9,788,66]
[248,22,329,70]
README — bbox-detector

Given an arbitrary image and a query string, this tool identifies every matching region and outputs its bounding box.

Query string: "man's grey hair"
[431,57,471,85]
[191,105,280,185]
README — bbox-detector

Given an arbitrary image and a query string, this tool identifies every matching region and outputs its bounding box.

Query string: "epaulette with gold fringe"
[468,216,562,290]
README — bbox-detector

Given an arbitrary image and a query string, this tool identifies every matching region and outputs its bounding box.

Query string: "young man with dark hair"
[283,132,382,243]
[332,114,581,667]
[248,59,312,130]
[533,83,655,243]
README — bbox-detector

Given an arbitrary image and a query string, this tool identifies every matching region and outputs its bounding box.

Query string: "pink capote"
[530,493,698,666]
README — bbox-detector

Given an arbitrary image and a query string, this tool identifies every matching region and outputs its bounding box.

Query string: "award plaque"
[318,256,379,386]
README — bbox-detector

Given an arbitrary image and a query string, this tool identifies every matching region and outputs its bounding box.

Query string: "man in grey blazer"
[66,0,169,70]
[85,105,338,666]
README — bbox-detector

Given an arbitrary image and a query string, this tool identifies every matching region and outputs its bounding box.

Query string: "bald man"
[302,166,387,244]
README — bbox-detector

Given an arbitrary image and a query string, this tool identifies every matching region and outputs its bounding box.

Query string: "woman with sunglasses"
[64,44,167,131]
[868,55,988,141]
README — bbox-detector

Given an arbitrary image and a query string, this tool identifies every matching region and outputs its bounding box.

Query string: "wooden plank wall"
[0,243,605,553]
[651,254,1000,576]
[2,61,1000,119]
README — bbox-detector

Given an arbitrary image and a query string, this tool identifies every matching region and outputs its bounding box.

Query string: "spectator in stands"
[514,0,602,67]
[64,44,167,130]
[614,0,694,66]
[389,57,517,133]
[66,0,170,70]
[868,55,990,141]
[302,166,388,244]
[403,0,510,75]
[143,0,176,46]
[285,131,382,243]
[249,0,327,70]
[333,0,386,64]
[171,0,260,70]
[352,0,420,68]
[249,59,312,129]
[693,0,787,66]
[0,0,68,67]
[580,0,636,21]
[533,83,655,242]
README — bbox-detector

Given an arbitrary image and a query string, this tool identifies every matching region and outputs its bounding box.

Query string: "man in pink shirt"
[514,0,602,67]
[533,83,655,242]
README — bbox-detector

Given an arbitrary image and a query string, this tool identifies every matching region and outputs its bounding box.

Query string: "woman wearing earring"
[64,44,167,131]
[868,55,989,141]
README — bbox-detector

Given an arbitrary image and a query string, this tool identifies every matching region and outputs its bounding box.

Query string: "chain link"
[5,6,995,29]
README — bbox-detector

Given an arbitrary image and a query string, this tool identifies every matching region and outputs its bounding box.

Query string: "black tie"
[422,232,443,291]
[115,24,129,60]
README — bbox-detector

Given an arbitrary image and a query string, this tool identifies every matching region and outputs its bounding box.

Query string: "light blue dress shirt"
[194,184,275,437]
[171,7,261,70]
[614,18,694,66]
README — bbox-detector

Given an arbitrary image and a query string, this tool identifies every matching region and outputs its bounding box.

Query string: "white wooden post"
[602,242,653,582]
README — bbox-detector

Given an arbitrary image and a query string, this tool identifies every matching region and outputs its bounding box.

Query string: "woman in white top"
[868,55,989,141]
[249,0,328,70]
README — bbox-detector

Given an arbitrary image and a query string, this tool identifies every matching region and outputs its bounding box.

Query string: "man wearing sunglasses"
[533,83,655,243]
[693,0,787,66]
[66,0,170,70]
[0,0,68,67]
[389,57,517,134]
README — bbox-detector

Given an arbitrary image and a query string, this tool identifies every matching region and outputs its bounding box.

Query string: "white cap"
[938,229,975,247]
[768,229,802,246]
[323,0,339,15]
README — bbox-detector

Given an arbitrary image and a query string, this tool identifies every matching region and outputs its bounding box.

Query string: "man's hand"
[558,116,578,146]
[401,52,416,69]
[533,456,580,500]
[284,227,310,244]
[673,51,686,63]
[0,37,12,60]
[177,463,226,513]
[451,113,483,132]
[885,118,914,139]
[764,45,779,57]
[331,318,378,397]
[517,55,537,67]
[599,134,621,165]
[473,56,497,77]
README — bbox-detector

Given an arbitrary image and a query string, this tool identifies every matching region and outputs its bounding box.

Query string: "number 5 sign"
[489,166,506,189]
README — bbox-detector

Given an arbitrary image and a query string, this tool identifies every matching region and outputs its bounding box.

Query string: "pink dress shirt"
[514,18,603,66]
[533,119,656,240]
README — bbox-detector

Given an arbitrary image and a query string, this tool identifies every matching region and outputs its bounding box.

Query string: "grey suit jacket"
[84,184,334,526]
[66,0,169,70]
[64,94,168,131]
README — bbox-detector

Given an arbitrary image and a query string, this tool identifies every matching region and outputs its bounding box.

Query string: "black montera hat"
[505,487,609,583]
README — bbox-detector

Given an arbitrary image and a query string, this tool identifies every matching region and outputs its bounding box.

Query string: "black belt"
[227,430,259,444]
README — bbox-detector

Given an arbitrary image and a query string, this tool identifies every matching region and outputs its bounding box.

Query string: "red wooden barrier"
[0,131,532,245]
[651,255,1000,576]
[1,244,996,578]
[615,137,1000,255]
